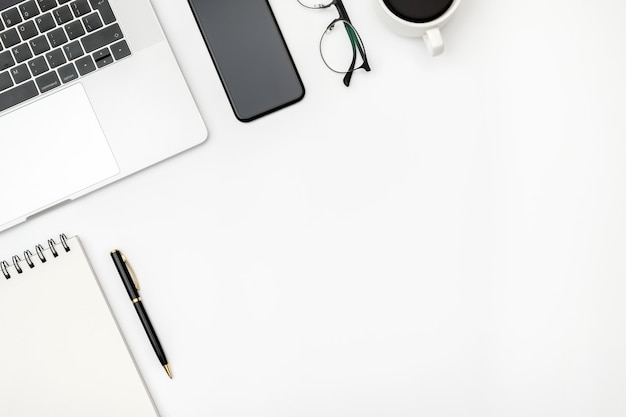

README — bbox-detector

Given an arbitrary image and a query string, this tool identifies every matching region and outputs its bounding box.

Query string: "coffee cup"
[376,0,462,56]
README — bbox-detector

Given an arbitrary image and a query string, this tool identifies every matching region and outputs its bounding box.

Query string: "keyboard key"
[35,13,56,33]
[28,55,48,76]
[63,40,83,60]
[17,21,38,41]
[30,35,51,55]
[0,80,38,112]
[82,12,102,32]
[75,54,95,75]
[88,0,115,25]
[1,28,21,49]
[48,27,68,48]
[2,8,22,28]
[0,19,4,32]
[0,71,13,91]
[0,50,14,71]
[12,43,33,63]
[53,5,73,25]
[71,0,91,17]
[110,39,130,60]
[93,46,112,68]
[45,48,66,68]
[64,20,84,40]
[37,0,58,12]
[35,70,60,92]
[20,1,40,20]
[92,46,107,60]
[81,23,121,53]
[57,62,77,83]
[11,63,31,83]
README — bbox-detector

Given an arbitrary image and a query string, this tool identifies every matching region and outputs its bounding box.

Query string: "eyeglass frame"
[300,0,371,86]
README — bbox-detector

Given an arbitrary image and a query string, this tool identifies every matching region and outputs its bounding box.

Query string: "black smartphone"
[187,0,305,122]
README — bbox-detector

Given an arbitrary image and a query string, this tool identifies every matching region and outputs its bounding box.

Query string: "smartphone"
[187,0,305,122]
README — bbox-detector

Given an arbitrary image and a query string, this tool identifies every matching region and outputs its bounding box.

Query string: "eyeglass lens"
[321,20,365,74]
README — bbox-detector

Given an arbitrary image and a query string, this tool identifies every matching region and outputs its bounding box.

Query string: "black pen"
[111,249,172,379]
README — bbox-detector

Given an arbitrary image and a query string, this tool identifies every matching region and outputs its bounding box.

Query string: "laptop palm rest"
[0,84,119,228]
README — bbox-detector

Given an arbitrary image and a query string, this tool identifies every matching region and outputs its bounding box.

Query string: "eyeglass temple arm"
[343,26,357,86]
[335,0,350,20]
[346,23,369,70]
[342,23,370,87]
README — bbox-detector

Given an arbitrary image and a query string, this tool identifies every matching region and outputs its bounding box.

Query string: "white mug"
[376,0,462,56]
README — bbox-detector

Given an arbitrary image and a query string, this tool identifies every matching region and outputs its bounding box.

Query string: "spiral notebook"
[0,235,159,417]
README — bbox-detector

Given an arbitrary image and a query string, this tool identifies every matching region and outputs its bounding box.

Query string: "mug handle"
[423,28,444,56]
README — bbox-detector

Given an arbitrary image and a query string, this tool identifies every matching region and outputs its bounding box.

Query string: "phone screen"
[187,0,305,122]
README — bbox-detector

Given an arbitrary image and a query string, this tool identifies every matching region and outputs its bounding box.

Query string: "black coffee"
[383,0,454,23]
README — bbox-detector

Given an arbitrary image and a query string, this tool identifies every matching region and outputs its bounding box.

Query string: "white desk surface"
[2,0,626,416]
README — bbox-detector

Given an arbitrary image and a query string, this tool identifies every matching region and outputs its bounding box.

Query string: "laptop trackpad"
[1,84,119,225]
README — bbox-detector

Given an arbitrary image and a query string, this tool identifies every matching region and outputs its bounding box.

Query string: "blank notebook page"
[0,235,158,417]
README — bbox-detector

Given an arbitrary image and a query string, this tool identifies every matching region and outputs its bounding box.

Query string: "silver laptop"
[0,0,207,231]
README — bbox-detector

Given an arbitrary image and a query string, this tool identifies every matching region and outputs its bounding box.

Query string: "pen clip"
[121,253,141,291]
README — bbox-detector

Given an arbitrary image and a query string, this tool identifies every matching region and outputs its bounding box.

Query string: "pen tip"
[164,364,173,379]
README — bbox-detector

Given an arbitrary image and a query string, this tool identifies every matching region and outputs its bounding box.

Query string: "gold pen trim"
[132,297,142,304]
[121,253,141,291]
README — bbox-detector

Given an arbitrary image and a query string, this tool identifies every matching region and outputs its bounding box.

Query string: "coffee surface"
[383,0,454,23]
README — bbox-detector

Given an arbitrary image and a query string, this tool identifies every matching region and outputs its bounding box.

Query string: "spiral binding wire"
[1,234,71,280]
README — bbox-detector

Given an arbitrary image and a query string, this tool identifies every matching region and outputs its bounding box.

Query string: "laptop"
[0,0,207,232]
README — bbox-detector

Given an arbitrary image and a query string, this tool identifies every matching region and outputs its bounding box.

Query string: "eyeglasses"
[297,0,371,87]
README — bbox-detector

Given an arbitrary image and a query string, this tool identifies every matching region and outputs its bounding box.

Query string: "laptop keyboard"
[0,0,131,113]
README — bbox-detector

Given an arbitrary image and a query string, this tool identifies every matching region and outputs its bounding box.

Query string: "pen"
[110,249,172,379]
